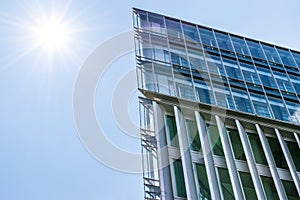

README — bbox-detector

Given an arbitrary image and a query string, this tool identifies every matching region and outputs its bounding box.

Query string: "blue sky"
[0,0,300,199]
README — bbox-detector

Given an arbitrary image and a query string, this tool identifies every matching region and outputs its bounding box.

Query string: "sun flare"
[33,17,71,52]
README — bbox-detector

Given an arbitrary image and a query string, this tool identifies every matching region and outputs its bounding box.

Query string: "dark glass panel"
[239,172,258,200]
[261,176,280,200]
[246,40,266,60]
[215,32,234,52]
[182,23,200,43]
[186,120,201,152]
[268,137,288,169]
[282,180,299,200]
[173,160,187,198]
[196,164,211,200]
[261,44,281,64]
[248,134,268,165]
[198,27,217,47]
[277,48,296,67]
[287,141,300,171]
[208,124,224,156]
[231,36,250,56]
[218,168,235,200]
[166,115,179,147]
[228,129,246,161]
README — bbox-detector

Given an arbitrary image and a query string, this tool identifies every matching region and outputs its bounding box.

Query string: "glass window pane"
[256,66,277,88]
[205,53,226,76]
[232,88,253,114]
[182,23,200,43]
[194,77,215,105]
[166,18,182,39]
[268,137,288,169]
[239,172,258,200]
[261,44,281,64]
[248,134,268,165]
[277,48,296,67]
[240,62,261,85]
[208,124,224,156]
[218,168,235,200]
[186,120,201,152]
[172,160,187,198]
[214,85,235,109]
[287,141,300,171]
[166,115,179,147]
[268,97,290,122]
[246,40,266,60]
[291,51,300,68]
[198,27,217,47]
[148,12,166,34]
[187,49,207,72]
[223,58,243,81]
[282,180,299,200]
[261,176,280,200]
[153,63,175,95]
[215,32,234,52]
[231,36,250,56]
[250,93,272,118]
[195,164,211,200]
[228,129,246,161]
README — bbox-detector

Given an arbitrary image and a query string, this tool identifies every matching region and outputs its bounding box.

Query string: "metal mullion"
[275,128,300,196]
[215,115,245,200]
[195,111,222,200]
[255,124,288,200]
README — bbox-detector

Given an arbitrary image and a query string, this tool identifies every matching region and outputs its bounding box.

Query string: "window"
[287,141,300,171]
[166,115,179,147]
[250,93,272,118]
[218,168,235,200]
[148,12,166,34]
[187,49,207,72]
[186,120,201,152]
[214,86,235,109]
[205,54,226,76]
[182,23,200,43]
[240,62,261,85]
[194,77,215,105]
[256,66,277,89]
[172,160,187,198]
[232,89,253,114]
[291,51,300,68]
[230,36,250,56]
[273,71,294,93]
[166,18,182,39]
[248,134,268,165]
[268,137,288,169]
[208,124,224,156]
[223,58,243,81]
[277,48,296,67]
[261,44,281,64]
[215,32,234,52]
[261,176,280,200]
[198,27,217,47]
[195,164,211,200]
[153,63,175,96]
[282,180,299,200]
[289,74,300,94]
[246,40,266,60]
[268,97,290,122]
[239,172,258,200]
[228,129,246,161]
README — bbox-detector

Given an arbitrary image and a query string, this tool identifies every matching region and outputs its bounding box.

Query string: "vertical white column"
[174,106,197,200]
[294,132,300,149]
[195,111,221,200]
[275,129,300,196]
[215,115,245,200]
[255,124,287,200]
[235,120,266,200]
[153,102,174,200]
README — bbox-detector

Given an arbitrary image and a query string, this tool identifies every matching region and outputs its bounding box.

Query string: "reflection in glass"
[261,44,281,64]
[186,120,201,152]
[239,172,258,200]
[166,115,179,147]
[182,23,200,43]
[261,176,280,200]
[218,168,235,200]
[198,27,217,47]
[215,32,234,52]
[231,36,250,56]
[194,77,215,105]
[228,129,246,161]
[232,89,253,113]
[166,18,183,39]
[246,40,266,60]
[248,134,268,165]
[195,164,211,200]
[250,93,272,118]
[277,48,296,67]
[268,97,290,122]
[208,124,224,156]
[172,160,187,198]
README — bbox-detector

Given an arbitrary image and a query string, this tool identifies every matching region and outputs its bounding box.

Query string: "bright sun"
[33,16,71,52]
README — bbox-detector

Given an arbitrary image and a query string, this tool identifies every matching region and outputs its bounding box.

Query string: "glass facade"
[134,8,300,125]
[135,8,300,200]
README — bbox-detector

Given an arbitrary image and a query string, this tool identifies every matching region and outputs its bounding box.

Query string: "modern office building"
[133,8,300,200]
